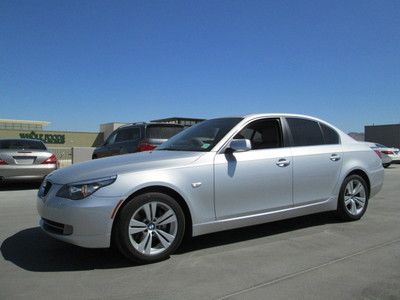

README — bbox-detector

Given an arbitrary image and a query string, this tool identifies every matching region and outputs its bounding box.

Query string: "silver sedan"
[37,114,384,263]
[0,139,58,182]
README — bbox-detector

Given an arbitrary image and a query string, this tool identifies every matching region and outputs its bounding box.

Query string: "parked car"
[37,114,384,263]
[365,142,393,168]
[372,143,400,164]
[92,122,184,159]
[0,139,58,182]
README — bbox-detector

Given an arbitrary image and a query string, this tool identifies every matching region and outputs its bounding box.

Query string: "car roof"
[118,122,184,129]
[0,138,45,143]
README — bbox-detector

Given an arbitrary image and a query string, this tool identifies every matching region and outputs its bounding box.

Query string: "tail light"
[137,142,156,152]
[374,150,382,158]
[0,159,7,165]
[42,154,58,165]
[381,150,394,155]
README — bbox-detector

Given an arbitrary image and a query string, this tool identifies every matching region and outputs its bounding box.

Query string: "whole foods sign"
[19,131,65,144]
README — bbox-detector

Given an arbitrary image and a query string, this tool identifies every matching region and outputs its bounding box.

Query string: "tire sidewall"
[338,175,369,220]
[115,192,185,263]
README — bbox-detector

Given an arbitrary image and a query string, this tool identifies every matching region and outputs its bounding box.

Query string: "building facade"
[0,119,103,148]
[365,124,400,148]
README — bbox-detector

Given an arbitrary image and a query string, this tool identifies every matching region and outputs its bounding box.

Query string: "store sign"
[19,131,65,144]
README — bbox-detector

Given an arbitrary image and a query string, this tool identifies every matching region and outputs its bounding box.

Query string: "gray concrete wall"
[72,147,95,164]
[365,124,400,148]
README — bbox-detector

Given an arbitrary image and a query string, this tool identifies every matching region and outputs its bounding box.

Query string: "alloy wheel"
[128,201,178,256]
[344,179,366,216]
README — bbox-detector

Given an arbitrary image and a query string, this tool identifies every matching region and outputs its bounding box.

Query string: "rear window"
[320,123,340,144]
[0,139,47,150]
[287,118,324,147]
[115,127,141,143]
[146,125,183,139]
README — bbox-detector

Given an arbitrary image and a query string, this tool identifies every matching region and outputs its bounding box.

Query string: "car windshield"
[0,139,47,150]
[157,118,243,152]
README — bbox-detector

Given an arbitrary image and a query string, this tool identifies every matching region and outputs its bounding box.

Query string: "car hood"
[47,150,204,184]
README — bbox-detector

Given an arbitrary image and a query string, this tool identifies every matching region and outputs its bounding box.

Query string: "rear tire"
[337,175,369,221]
[383,163,390,168]
[113,192,185,264]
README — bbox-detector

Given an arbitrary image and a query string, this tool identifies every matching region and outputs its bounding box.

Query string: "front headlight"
[56,175,117,200]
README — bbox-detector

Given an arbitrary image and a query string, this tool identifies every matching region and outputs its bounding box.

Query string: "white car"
[373,143,400,163]
[365,142,393,168]
[37,114,384,263]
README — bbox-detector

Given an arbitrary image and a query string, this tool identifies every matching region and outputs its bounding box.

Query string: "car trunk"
[0,149,51,165]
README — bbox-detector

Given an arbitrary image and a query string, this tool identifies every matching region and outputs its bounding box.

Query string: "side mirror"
[226,139,251,153]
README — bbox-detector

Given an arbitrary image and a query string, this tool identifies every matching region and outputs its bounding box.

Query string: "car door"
[214,118,293,219]
[285,117,343,206]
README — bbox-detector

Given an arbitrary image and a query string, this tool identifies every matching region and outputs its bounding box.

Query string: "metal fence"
[48,147,72,168]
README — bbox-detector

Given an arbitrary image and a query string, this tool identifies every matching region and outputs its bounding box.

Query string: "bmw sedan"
[37,114,384,263]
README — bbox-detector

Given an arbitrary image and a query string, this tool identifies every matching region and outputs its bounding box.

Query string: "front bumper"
[37,184,122,248]
[0,164,57,181]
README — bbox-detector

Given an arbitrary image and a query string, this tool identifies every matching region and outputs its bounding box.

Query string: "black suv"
[92,123,184,159]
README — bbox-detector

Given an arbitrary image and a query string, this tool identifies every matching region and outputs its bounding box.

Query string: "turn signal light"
[42,154,58,165]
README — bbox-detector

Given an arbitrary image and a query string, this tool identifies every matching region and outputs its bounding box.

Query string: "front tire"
[337,175,369,221]
[113,192,185,264]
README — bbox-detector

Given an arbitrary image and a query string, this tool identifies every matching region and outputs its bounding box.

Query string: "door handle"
[276,158,290,167]
[330,154,341,161]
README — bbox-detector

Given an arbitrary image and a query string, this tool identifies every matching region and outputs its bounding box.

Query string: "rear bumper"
[0,164,56,181]
[388,155,400,163]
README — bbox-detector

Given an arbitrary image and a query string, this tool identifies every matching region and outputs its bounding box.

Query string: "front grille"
[42,218,73,235]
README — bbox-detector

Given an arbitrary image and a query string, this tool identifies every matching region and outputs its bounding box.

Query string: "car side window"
[320,123,340,144]
[287,118,324,146]
[115,127,141,143]
[234,119,283,150]
[105,131,117,145]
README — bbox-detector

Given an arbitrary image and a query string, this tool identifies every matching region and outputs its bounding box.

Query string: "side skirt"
[192,197,337,236]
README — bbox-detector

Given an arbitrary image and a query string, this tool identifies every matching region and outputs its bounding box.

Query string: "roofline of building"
[0,119,50,126]
[365,123,400,127]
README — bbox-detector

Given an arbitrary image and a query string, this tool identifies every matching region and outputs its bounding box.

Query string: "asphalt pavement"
[1,166,399,299]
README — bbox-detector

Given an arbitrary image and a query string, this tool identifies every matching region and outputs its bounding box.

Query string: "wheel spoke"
[143,203,152,221]
[129,226,147,235]
[156,229,175,245]
[129,219,147,235]
[137,231,151,253]
[155,230,172,248]
[354,196,365,206]
[156,209,176,226]
[350,199,357,215]
[344,196,352,206]
[150,202,157,221]
[346,182,353,196]
[353,182,362,195]
[130,219,146,228]
[144,233,153,255]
